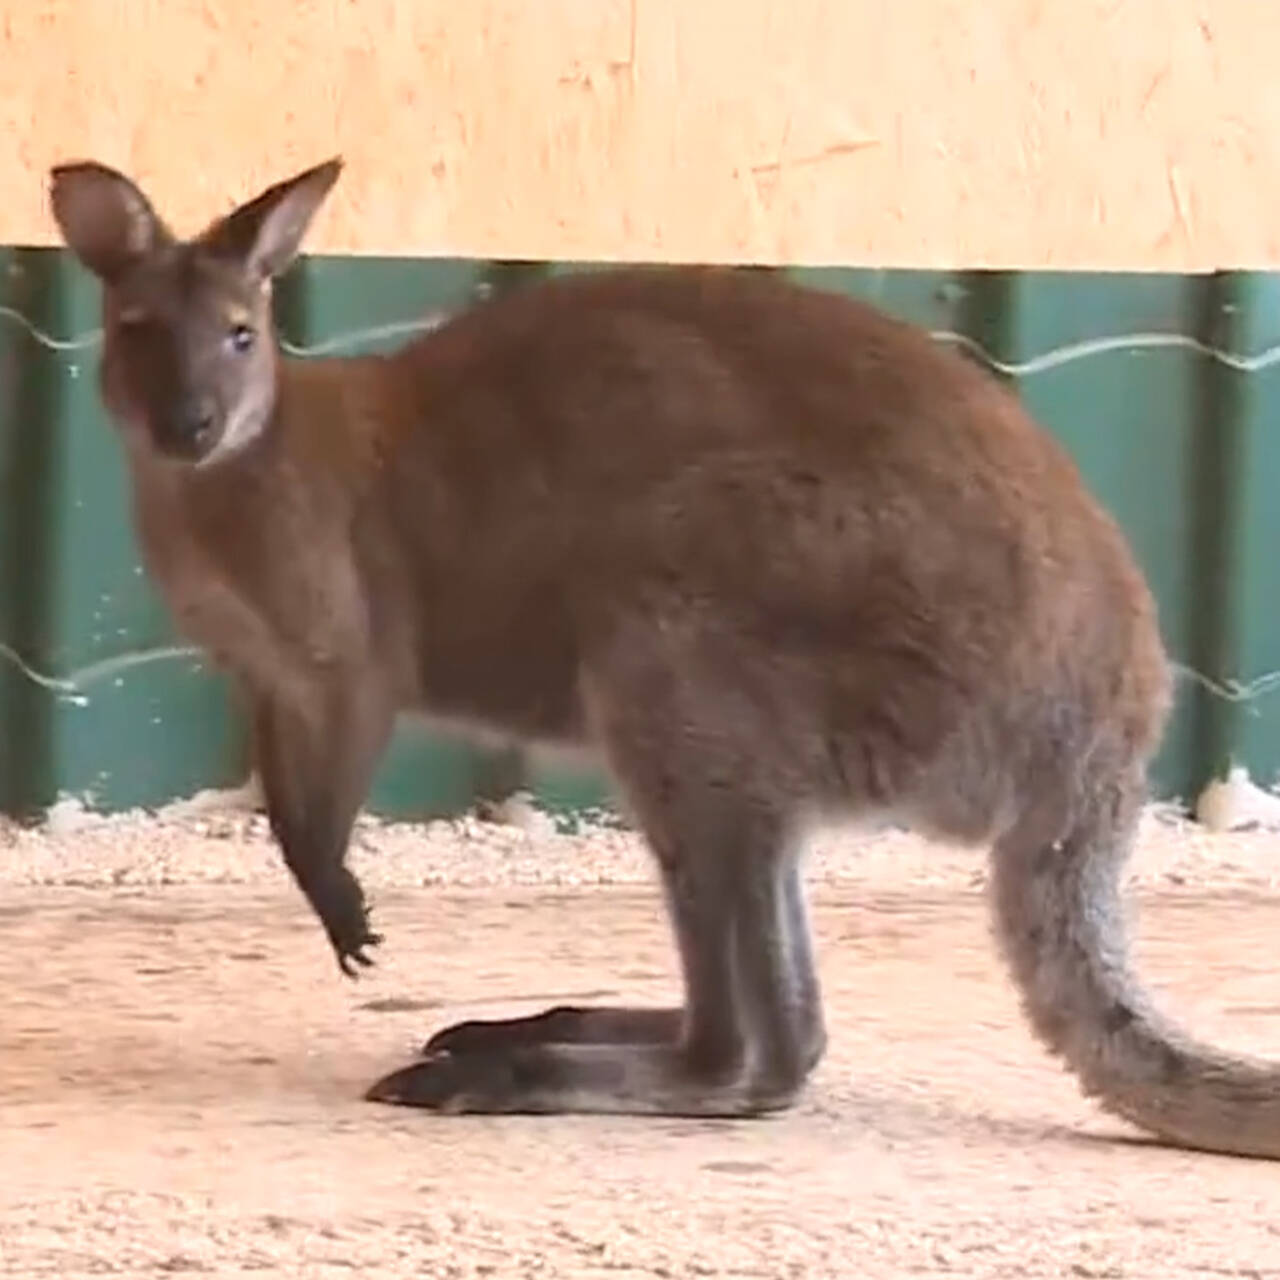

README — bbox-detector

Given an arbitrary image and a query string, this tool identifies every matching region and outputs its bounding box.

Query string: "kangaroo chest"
[131,476,365,699]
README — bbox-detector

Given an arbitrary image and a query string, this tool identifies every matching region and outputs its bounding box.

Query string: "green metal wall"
[2,251,1277,820]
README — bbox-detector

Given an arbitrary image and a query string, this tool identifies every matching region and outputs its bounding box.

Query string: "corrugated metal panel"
[1,251,1275,818]
[2,250,244,818]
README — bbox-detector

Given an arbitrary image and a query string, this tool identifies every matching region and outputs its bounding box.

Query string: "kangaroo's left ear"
[200,157,344,281]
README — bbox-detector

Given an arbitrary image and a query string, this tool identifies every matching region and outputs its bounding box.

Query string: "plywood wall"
[4,0,1278,268]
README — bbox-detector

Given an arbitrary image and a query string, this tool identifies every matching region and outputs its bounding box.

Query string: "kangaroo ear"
[49,161,170,282]
[201,157,343,281]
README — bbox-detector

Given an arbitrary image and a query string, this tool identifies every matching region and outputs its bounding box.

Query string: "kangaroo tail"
[990,763,1280,1160]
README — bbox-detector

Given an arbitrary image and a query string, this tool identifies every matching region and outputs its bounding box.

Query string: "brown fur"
[46,158,1280,1155]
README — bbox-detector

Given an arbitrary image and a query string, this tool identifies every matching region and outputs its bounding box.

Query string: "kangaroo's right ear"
[48,161,171,282]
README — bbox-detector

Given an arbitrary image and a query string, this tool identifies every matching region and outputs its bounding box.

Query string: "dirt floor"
[4,800,1280,1278]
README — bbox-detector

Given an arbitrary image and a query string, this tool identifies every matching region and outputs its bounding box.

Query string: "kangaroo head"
[49,157,342,467]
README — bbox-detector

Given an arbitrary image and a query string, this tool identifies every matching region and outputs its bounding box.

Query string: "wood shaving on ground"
[4,791,1280,897]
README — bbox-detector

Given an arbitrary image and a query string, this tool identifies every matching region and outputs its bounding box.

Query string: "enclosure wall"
[2,258,1277,817]
[2,2,1278,818]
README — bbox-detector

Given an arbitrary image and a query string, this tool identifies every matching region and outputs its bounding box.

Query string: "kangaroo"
[47,156,1280,1155]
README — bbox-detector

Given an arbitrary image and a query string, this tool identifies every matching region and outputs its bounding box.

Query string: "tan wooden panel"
[3,0,1277,268]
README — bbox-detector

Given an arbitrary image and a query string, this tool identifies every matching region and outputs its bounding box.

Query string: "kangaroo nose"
[179,397,217,446]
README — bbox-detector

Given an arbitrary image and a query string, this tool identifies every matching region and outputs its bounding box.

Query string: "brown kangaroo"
[47,157,1280,1155]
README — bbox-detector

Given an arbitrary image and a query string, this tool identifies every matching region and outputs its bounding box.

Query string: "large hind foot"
[366,1040,804,1117]
[422,1005,682,1056]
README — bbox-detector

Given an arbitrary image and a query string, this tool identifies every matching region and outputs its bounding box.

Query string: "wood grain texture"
[3,0,1277,268]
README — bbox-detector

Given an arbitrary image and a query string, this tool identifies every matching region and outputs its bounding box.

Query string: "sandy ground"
[5,800,1280,1278]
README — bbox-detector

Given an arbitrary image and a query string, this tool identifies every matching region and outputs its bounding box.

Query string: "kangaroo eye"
[228,323,256,354]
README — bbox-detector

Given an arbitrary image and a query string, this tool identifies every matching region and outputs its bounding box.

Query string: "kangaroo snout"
[170,394,219,460]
